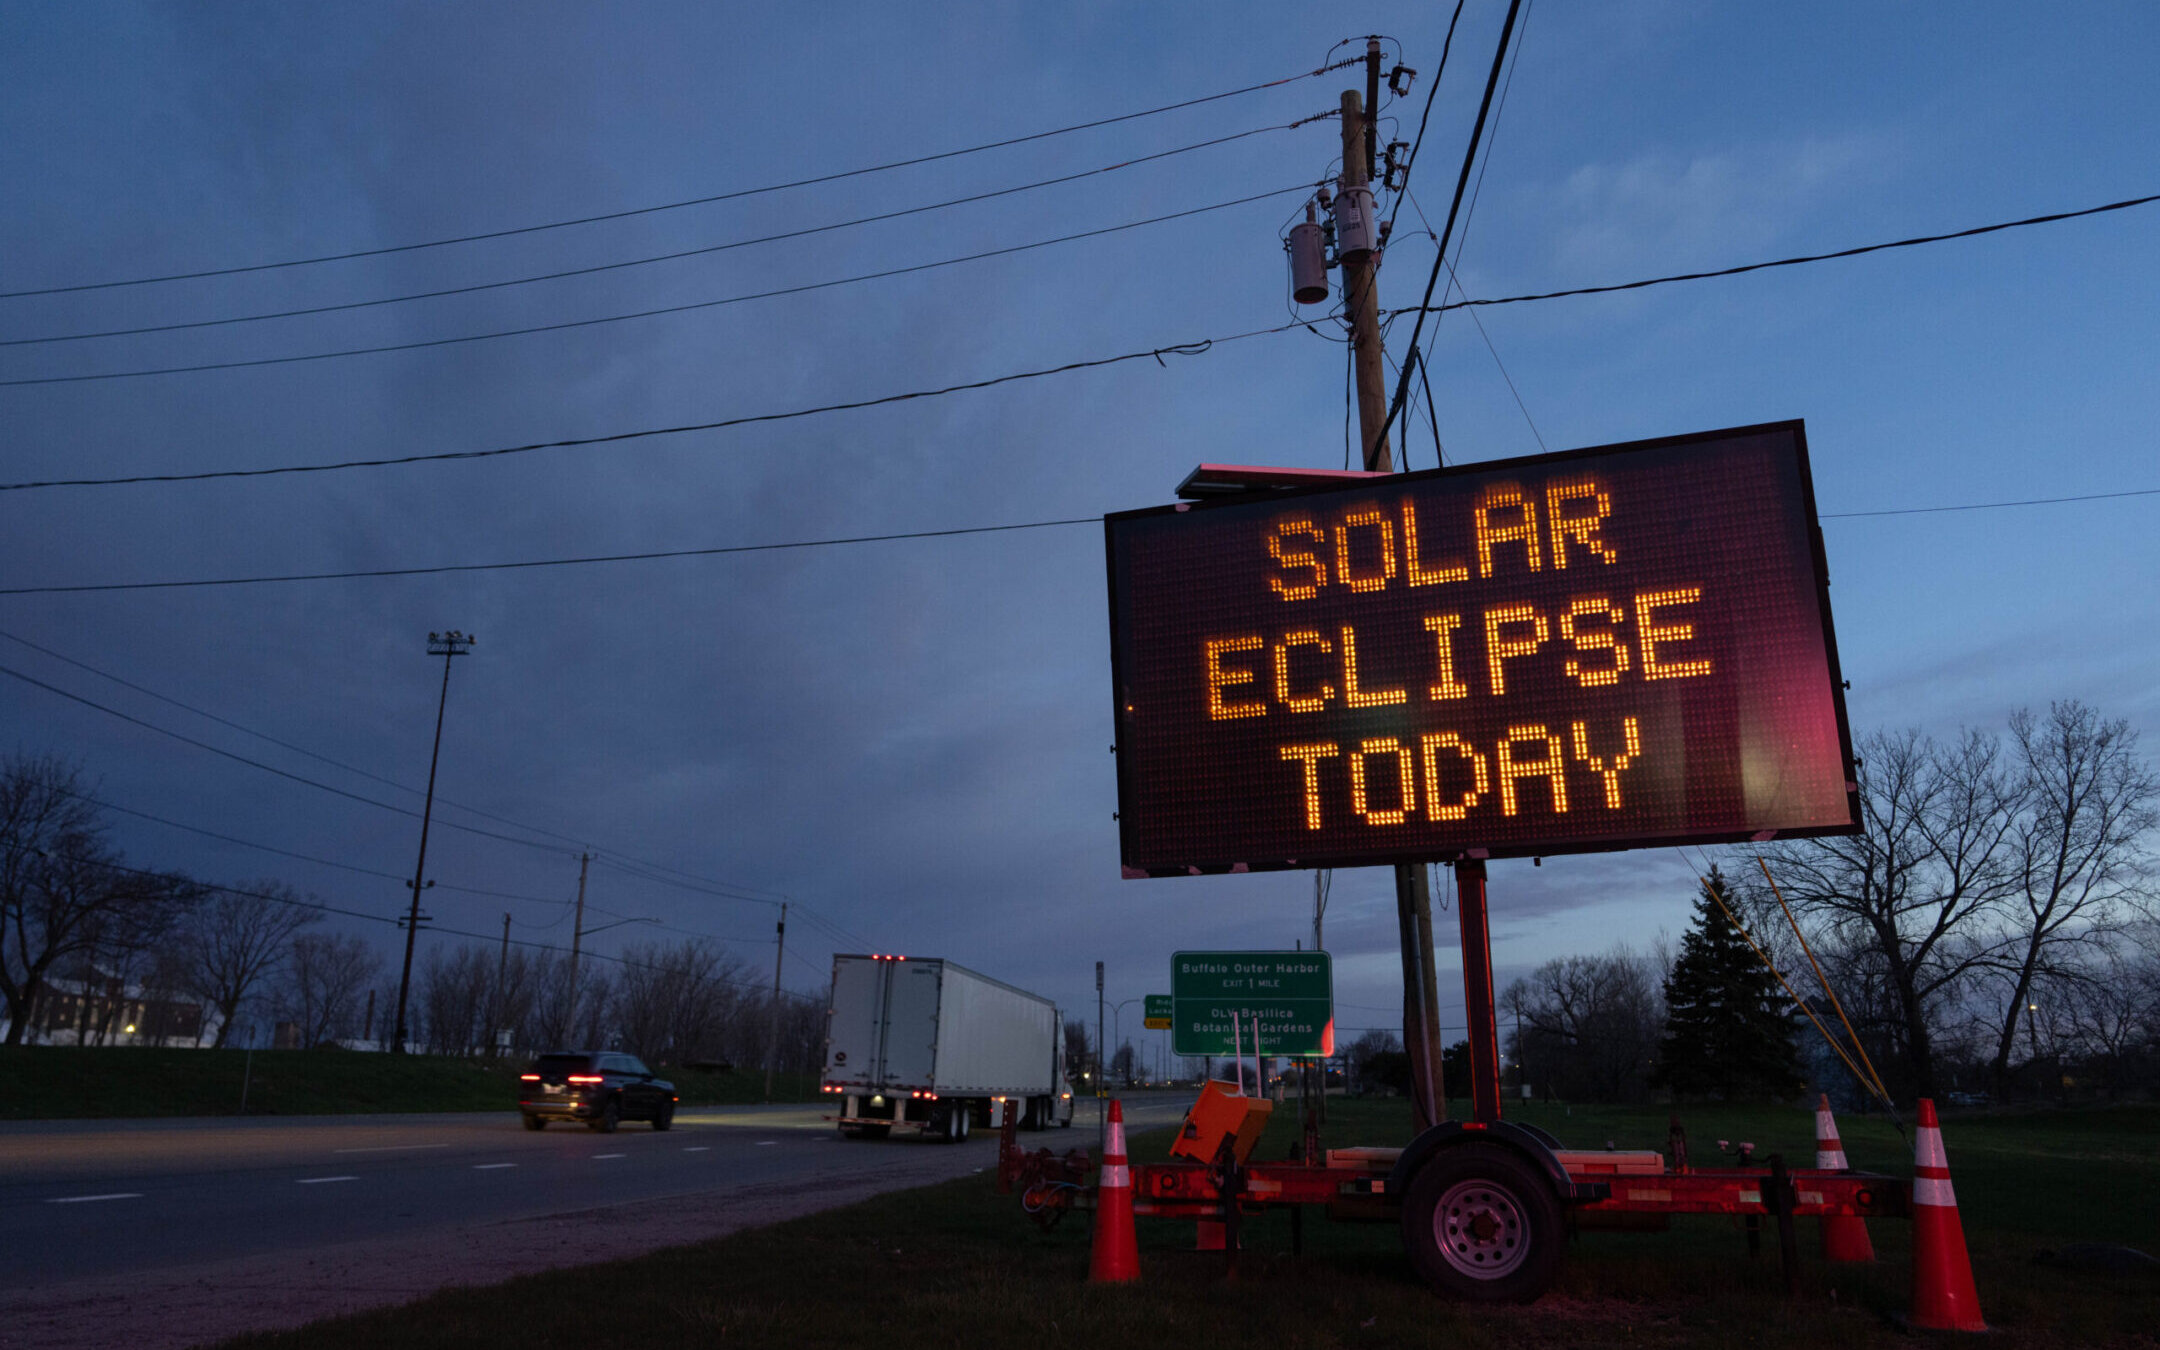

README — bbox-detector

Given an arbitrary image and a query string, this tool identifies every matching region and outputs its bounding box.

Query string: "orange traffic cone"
[1815,1094,1876,1263]
[1908,1098,1986,1332]
[1089,1099,1140,1283]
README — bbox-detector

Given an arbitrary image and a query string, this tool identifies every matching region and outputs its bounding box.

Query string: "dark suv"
[519,1051,678,1132]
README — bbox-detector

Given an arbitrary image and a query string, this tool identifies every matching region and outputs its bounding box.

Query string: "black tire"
[590,1097,621,1133]
[652,1102,674,1132]
[522,1113,546,1131]
[1400,1143,1565,1303]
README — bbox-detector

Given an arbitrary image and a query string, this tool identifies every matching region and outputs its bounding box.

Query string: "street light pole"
[390,630,472,1055]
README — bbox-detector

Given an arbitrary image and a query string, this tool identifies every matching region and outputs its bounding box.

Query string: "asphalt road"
[0,1094,1192,1291]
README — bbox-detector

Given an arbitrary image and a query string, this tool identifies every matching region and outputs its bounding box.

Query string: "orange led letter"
[1350,738,1416,825]
[1279,742,1341,830]
[1497,725,1570,816]
[1402,499,1469,587]
[1422,614,1470,701]
[1340,624,1408,708]
[1334,509,1397,593]
[1559,596,1631,687]
[1635,587,1713,680]
[1483,604,1549,697]
[1571,717,1642,809]
[1204,636,1267,719]
[1546,478,1617,568]
[1268,518,1327,602]
[1273,630,1335,713]
[1474,483,1543,578]
[1419,732,1490,820]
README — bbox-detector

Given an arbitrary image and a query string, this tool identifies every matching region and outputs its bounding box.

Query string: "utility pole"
[761,900,787,1102]
[566,851,590,1042]
[493,911,511,1056]
[1337,41,1448,1132]
[390,629,472,1055]
[1096,960,1106,1148]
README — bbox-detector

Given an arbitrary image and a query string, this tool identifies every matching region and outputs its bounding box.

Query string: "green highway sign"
[1170,950,1334,1058]
[1143,994,1173,1030]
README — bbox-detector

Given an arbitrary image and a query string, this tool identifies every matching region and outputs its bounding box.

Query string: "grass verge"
[0,1045,821,1118]
[215,1094,2157,1348]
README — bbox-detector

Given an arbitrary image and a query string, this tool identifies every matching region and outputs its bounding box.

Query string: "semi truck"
[821,954,1075,1141]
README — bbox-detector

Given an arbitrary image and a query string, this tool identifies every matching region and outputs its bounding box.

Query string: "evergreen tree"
[1653,869,1805,1100]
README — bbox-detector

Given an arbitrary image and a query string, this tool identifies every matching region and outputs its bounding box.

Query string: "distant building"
[2,971,210,1047]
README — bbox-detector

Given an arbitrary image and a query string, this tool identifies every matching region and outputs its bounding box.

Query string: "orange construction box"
[1170,1079,1273,1164]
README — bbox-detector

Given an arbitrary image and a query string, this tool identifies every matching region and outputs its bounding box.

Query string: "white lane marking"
[683,1146,710,1152]
[334,1143,451,1154]
[297,1175,359,1185]
[474,1163,517,1170]
[47,1192,142,1205]
[592,1153,625,1160]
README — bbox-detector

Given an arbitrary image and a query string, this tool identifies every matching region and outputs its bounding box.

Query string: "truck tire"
[1399,1143,1564,1303]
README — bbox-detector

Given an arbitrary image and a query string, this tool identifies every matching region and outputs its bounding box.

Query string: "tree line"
[1500,702,2157,1105]
[0,752,826,1072]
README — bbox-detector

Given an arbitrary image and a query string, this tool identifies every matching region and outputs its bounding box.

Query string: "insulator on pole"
[1286,201,1328,305]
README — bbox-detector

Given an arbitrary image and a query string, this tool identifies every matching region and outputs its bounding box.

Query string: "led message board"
[1104,421,1859,877]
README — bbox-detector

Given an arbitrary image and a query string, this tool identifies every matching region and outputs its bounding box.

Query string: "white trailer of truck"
[822,954,1075,1141]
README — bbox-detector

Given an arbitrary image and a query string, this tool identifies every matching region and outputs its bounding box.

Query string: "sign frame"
[1104,421,1861,877]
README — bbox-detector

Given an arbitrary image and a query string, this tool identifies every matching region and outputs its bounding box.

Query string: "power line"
[0,660,578,857]
[1,59,1361,300]
[0,186,1308,387]
[0,626,575,852]
[1375,0,1526,463]
[1820,486,2160,519]
[0,329,1259,493]
[6,121,1329,349]
[6,483,2155,604]
[1387,192,2160,317]
[0,625,848,926]
[0,517,1100,596]
[48,852,827,1000]
[10,187,2143,492]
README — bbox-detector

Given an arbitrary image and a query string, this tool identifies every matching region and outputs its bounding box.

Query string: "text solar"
[1104,422,1860,876]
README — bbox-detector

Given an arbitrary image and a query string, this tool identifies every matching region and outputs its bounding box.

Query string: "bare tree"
[523,951,613,1051]
[182,882,319,1047]
[613,940,745,1066]
[1758,728,2022,1098]
[1,755,198,1044]
[1502,946,1663,1102]
[417,943,495,1056]
[278,933,381,1048]
[1982,702,2157,1094]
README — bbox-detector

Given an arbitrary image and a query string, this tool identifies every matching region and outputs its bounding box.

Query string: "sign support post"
[1455,861,1503,1123]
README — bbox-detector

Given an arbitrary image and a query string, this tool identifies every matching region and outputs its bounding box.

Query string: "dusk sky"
[4,2,2154,1059]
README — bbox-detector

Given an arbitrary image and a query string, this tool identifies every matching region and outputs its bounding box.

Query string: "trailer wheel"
[1400,1143,1564,1303]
